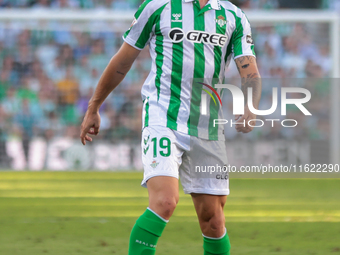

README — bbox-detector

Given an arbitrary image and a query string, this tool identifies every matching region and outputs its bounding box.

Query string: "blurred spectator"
[73,33,91,61]
[2,56,18,85]
[56,66,79,106]
[14,99,36,166]
[88,39,109,73]
[35,39,58,66]
[45,56,66,81]
[79,68,100,97]
[0,0,10,7]
[13,45,33,77]
[17,75,38,102]
[281,37,306,76]
[0,106,10,168]
[59,44,75,66]
[0,71,10,101]
[2,88,21,115]
[32,0,50,9]
[51,0,79,9]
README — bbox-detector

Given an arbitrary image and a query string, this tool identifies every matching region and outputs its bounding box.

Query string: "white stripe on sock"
[202,228,227,240]
[147,207,169,223]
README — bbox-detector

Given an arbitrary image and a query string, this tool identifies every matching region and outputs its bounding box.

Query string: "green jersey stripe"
[144,98,150,127]
[166,0,183,130]
[154,12,164,102]
[135,4,167,49]
[225,33,233,63]
[187,2,205,137]
[228,10,244,57]
[251,44,255,55]
[209,8,227,140]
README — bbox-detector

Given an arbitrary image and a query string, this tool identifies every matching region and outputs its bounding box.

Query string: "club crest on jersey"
[246,34,254,44]
[172,13,182,22]
[150,160,159,169]
[216,15,227,27]
[130,17,138,28]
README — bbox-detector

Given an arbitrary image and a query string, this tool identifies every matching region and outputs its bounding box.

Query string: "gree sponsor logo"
[168,28,228,47]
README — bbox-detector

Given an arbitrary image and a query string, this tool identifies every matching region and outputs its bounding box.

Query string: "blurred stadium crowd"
[0,0,334,165]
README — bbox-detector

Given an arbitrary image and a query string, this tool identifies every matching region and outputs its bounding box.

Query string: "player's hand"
[234,106,256,133]
[80,110,101,145]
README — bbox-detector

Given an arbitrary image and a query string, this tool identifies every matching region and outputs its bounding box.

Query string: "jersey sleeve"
[231,11,256,59]
[123,1,159,50]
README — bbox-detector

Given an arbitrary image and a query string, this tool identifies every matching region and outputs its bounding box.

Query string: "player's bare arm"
[234,56,262,133]
[80,42,140,145]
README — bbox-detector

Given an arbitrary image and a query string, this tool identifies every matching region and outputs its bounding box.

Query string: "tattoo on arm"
[235,56,254,72]
[234,56,261,108]
[241,74,261,108]
[235,56,254,65]
[116,71,125,75]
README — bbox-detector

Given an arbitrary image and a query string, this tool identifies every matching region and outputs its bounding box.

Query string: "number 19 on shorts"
[151,137,171,158]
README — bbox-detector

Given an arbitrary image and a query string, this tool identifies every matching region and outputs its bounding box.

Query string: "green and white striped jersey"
[123,0,256,141]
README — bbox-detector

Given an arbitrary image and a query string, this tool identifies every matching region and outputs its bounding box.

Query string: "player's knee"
[156,196,178,219]
[200,209,225,236]
[208,214,225,234]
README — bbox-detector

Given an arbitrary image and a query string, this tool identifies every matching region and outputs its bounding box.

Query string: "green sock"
[203,229,231,255]
[128,207,168,255]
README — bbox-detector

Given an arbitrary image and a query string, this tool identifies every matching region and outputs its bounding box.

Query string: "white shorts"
[141,125,229,195]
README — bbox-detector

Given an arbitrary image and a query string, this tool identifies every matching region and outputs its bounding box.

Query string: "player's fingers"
[81,136,86,145]
[235,115,246,132]
[88,127,100,135]
[80,125,91,145]
[246,117,255,132]
[237,126,247,133]
[235,115,241,121]
[241,118,254,133]
[93,125,100,135]
[236,124,246,132]
[85,135,92,142]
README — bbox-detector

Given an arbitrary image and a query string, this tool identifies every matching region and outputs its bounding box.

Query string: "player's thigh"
[191,194,227,236]
[191,193,227,221]
[141,126,184,218]
[179,137,229,195]
[141,126,184,187]
[147,176,179,210]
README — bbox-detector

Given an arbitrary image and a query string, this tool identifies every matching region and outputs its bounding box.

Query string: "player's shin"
[203,228,231,255]
[128,207,168,255]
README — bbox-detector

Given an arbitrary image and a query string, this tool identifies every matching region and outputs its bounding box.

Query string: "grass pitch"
[0,172,339,255]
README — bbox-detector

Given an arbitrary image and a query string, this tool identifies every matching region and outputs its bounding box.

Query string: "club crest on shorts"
[150,160,159,169]
[216,15,227,28]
